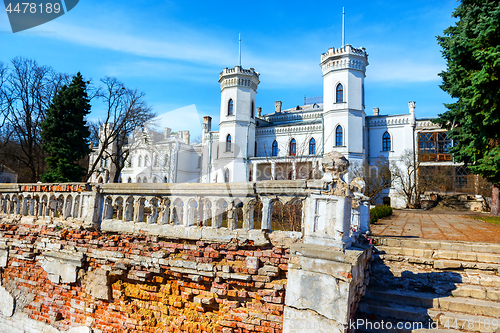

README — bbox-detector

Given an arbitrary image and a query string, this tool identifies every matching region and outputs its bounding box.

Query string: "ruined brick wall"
[0,222,289,333]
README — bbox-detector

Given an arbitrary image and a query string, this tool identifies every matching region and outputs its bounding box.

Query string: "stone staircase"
[355,237,500,332]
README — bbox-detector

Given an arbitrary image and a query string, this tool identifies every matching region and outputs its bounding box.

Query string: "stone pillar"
[253,163,258,182]
[359,201,371,235]
[284,244,372,333]
[242,201,254,230]
[260,197,273,230]
[271,162,276,180]
[292,161,297,180]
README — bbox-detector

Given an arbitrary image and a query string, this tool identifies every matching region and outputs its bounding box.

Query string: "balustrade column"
[260,197,273,230]
[184,202,193,227]
[133,200,142,222]
[242,201,254,230]
[211,205,221,228]
[227,203,236,230]
[21,198,28,216]
[292,161,297,180]
[169,204,175,224]
[150,201,158,224]
[271,162,276,180]
[252,163,258,182]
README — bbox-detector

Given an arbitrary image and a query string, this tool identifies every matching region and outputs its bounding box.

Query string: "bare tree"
[0,58,70,182]
[88,77,155,183]
[350,156,391,204]
[390,149,425,208]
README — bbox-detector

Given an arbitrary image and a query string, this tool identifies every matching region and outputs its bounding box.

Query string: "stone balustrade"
[0,156,373,332]
[0,178,370,249]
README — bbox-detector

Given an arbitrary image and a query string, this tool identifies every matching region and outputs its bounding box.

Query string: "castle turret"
[215,66,260,182]
[321,45,369,166]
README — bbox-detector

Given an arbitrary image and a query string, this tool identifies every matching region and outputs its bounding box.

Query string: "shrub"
[370,204,393,224]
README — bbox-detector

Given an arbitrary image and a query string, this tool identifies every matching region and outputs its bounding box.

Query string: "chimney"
[203,116,212,134]
[257,107,262,117]
[164,127,171,138]
[409,101,416,126]
[275,101,282,113]
[373,107,379,116]
[182,130,190,145]
[408,101,416,114]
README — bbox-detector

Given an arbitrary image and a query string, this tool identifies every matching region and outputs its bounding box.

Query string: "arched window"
[143,177,148,183]
[164,176,168,183]
[272,140,278,157]
[251,101,255,118]
[226,134,232,152]
[309,138,316,155]
[145,155,150,166]
[289,138,297,156]
[336,83,344,103]
[153,154,158,167]
[228,99,234,116]
[224,169,230,183]
[335,126,343,146]
[136,177,141,183]
[382,132,391,151]
[127,177,132,183]
[153,177,158,183]
[138,156,142,167]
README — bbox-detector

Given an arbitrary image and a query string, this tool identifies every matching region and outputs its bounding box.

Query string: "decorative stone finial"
[321,151,351,196]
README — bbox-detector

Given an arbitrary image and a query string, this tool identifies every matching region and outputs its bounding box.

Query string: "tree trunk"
[492,184,499,216]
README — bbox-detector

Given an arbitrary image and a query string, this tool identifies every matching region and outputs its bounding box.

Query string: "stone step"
[373,253,500,273]
[364,289,500,318]
[359,300,500,332]
[373,237,500,254]
[370,260,500,288]
[375,245,500,264]
[369,275,500,301]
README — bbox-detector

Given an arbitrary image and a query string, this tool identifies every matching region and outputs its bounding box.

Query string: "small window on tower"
[226,134,232,152]
[336,83,344,103]
[228,99,234,116]
[335,126,343,146]
[251,101,255,118]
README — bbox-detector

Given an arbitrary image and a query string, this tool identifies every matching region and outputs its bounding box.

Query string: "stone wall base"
[284,243,372,333]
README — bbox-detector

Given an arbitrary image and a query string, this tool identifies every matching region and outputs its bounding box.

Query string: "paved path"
[371,210,500,244]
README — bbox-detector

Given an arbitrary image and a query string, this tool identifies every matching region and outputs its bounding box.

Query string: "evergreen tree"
[435,0,500,215]
[41,72,91,182]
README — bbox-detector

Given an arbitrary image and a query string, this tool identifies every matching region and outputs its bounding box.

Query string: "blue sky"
[1,0,458,137]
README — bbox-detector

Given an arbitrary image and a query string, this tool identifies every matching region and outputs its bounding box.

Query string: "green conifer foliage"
[435,0,500,215]
[41,72,91,182]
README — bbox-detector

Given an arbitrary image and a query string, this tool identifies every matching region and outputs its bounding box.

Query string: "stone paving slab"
[371,211,500,244]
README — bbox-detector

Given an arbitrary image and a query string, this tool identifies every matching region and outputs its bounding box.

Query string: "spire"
[238,33,242,67]
[342,7,345,47]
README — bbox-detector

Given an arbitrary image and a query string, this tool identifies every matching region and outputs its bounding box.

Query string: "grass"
[472,215,500,226]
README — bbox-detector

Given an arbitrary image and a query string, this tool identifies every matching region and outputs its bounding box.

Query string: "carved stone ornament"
[321,151,351,196]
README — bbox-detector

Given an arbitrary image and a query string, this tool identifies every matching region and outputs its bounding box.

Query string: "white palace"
[91,43,457,209]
